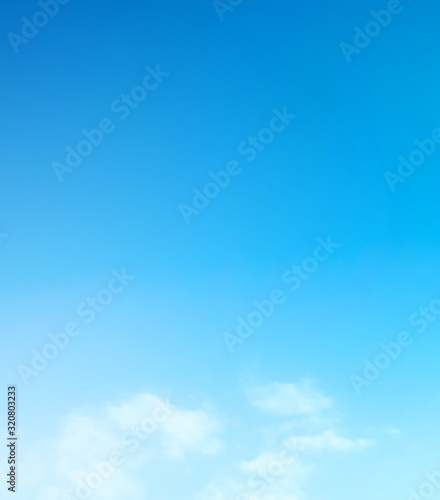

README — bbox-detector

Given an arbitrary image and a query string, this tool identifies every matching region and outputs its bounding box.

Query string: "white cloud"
[36,471,145,500]
[109,392,221,459]
[247,380,332,417]
[196,380,373,500]
[195,480,231,500]
[384,426,401,437]
[24,392,221,500]
[196,472,306,500]
[196,431,369,500]
[239,449,310,477]
[284,430,373,453]
[23,382,377,500]
[108,393,174,430]
[162,408,222,459]
[84,470,145,500]
[54,414,121,475]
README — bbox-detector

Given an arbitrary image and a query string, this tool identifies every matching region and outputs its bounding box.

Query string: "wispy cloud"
[196,380,374,500]
[23,382,379,500]
[284,429,373,453]
[24,392,221,499]
[247,380,332,417]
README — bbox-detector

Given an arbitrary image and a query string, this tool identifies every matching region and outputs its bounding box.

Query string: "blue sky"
[2,0,440,499]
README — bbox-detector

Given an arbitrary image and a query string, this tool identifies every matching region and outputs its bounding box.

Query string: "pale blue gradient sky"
[1,1,440,499]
